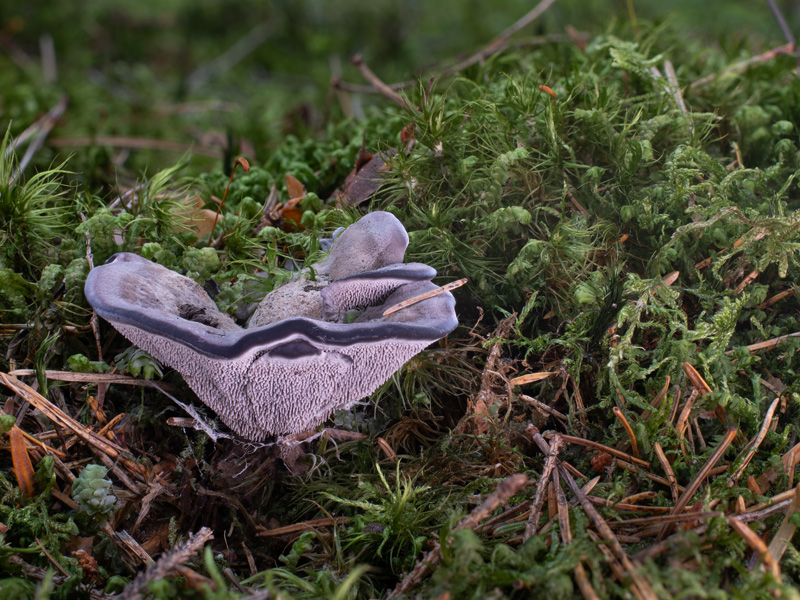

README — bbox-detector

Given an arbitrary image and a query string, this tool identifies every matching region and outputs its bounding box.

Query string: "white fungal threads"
[85,212,458,440]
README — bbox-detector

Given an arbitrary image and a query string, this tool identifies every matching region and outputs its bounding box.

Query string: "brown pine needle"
[766,483,800,563]
[0,373,147,481]
[642,376,670,421]
[256,517,351,537]
[728,516,781,580]
[757,289,795,310]
[735,270,760,295]
[388,473,528,599]
[528,427,658,600]
[682,362,712,395]
[613,407,640,459]
[657,426,738,541]
[382,278,468,316]
[653,442,680,503]
[554,433,651,468]
[726,330,800,355]
[675,390,699,437]
[607,511,722,529]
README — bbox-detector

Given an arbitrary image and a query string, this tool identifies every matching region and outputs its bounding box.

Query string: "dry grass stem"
[119,527,214,600]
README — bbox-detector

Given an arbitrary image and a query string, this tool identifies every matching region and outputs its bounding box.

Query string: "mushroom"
[84,212,458,440]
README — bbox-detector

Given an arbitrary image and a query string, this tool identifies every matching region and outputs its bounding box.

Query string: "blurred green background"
[1,0,796,179]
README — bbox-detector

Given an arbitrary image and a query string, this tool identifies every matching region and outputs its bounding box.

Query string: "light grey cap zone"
[83,212,458,440]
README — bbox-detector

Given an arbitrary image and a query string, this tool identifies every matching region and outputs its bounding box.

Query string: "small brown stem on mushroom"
[382,278,467,316]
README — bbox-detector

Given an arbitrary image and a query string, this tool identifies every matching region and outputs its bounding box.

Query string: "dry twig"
[388,473,528,599]
[120,528,214,600]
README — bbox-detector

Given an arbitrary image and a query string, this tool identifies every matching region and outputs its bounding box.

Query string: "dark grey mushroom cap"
[314,211,409,280]
[85,253,454,359]
[84,219,458,440]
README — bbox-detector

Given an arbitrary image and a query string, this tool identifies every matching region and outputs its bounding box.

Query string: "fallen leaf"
[286,174,305,202]
[334,149,397,207]
[510,372,554,386]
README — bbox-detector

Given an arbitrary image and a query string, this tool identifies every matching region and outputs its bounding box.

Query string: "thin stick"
[8,369,177,390]
[586,530,643,600]
[185,22,273,90]
[662,60,689,118]
[388,473,528,599]
[444,0,560,75]
[656,426,738,541]
[612,407,640,459]
[351,54,409,110]
[524,433,562,540]
[725,330,800,355]
[334,32,582,95]
[9,95,68,185]
[554,468,570,542]
[119,528,214,600]
[765,0,797,63]
[690,43,795,89]
[528,427,658,600]
[48,136,224,158]
[382,278,467,316]
[554,464,598,600]
[519,394,568,421]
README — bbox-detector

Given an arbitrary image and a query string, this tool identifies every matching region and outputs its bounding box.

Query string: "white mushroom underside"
[113,322,430,440]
